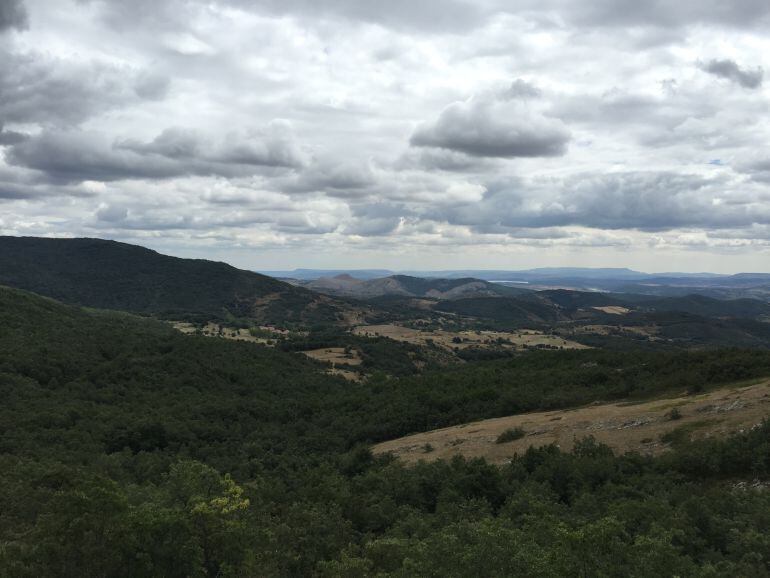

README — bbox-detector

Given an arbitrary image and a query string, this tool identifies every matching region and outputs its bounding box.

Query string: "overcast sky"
[1,0,770,272]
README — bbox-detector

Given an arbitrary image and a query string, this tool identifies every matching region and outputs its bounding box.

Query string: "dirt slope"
[373,379,770,464]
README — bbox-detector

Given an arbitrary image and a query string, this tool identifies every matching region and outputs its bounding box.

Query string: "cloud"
[0,126,28,145]
[411,86,571,158]
[700,58,763,89]
[396,148,494,172]
[254,0,488,32]
[736,157,770,183]
[430,172,769,232]
[545,0,770,29]
[0,49,171,126]
[6,124,305,183]
[0,0,28,32]
[117,124,304,169]
[280,158,377,196]
[2,0,770,269]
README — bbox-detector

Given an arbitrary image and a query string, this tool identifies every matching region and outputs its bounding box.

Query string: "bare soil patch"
[373,379,770,464]
[592,306,631,315]
[303,347,364,382]
[302,346,363,366]
[171,322,286,345]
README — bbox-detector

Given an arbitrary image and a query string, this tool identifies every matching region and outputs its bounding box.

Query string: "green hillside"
[434,295,563,327]
[0,236,350,324]
[3,286,770,575]
[632,294,770,318]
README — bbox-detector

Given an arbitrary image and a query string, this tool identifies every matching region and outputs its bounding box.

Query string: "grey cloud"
[342,202,412,236]
[133,71,171,100]
[701,59,763,89]
[95,204,128,223]
[0,0,27,32]
[395,148,494,172]
[252,0,486,32]
[551,90,689,129]
[280,158,377,196]
[504,79,542,100]
[7,131,184,182]
[411,97,570,158]
[546,0,770,29]
[119,128,201,159]
[342,217,401,236]
[429,172,768,232]
[84,0,488,33]
[7,126,304,183]
[0,49,171,126]
[737,157,770,183]
[77,0,191,32]
[85,0,770,35]
[0,166,95,201]
[0,126,28,145]
[119,125,304,168]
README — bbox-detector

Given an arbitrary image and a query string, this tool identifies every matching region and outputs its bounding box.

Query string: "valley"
[2,237,770,576]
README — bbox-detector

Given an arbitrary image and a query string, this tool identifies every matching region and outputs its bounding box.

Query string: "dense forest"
[0,237,352,324]
[2,285,770,576]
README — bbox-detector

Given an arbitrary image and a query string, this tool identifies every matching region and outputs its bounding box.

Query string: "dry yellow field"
[592,305,631,315]
[302,347,364,381]
[373,379,770,464]
[302,346,363,365]
[352,324,588,351]
[172,322,269,343]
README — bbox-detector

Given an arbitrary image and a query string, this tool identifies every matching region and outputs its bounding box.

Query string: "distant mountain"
[297,274,530,300]
[261,269,394,281]
[0,236,357,324]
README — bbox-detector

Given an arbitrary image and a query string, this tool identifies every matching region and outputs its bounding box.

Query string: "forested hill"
[4,285,770,575]
[0,236,352,324]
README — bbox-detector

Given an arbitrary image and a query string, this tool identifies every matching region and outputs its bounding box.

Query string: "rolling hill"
[4,281,770,575]
[297,273,530,300]
[0,236,357,324]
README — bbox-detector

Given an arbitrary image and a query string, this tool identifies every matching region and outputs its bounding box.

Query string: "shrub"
[667,408,683,421]
[496,427,526,444]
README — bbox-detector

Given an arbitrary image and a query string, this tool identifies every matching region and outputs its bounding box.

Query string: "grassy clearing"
[373,379,770,464]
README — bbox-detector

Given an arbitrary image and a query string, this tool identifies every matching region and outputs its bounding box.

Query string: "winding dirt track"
[373,379,770,464]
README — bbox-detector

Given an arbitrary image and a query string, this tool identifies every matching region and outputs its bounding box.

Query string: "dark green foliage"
[435,296,561,328]
[536,288,626,310]
[3,285,770,576]
[632,293,770,319]
[0,236,349,324]
[496,427,525,444]
[277,325,442,375]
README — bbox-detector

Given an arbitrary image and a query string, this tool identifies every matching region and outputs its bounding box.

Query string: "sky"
[1,0,770,273]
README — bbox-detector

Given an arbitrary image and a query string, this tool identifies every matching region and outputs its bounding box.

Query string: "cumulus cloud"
[700,58,763,89]
[280,158,377,196]
[430,172,769,232]
[0,49,171,126]
[411,85,571,158]
[118,123,305,168]
[6,124,305,183]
